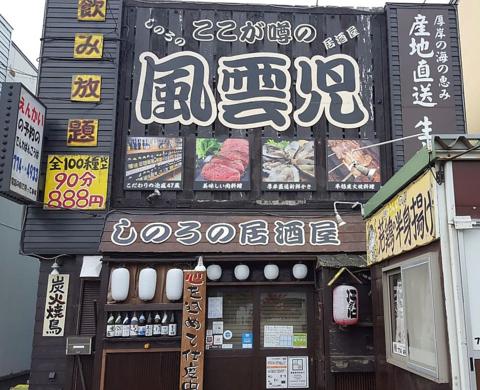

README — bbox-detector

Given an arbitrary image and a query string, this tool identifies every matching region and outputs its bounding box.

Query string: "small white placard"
[393,342,407,356]
[212,321,224,335]
[80,256,102,278]
[287,356,309,388]
[222,343,233,349]
[208,296,223,319]
[264,325,293,348]
[213,335,223,345]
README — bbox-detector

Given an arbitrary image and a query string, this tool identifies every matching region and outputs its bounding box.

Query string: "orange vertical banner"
[179,270,206,390]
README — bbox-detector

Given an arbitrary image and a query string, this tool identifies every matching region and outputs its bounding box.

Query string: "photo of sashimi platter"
[262,138,316,191]
[194,138,251,191]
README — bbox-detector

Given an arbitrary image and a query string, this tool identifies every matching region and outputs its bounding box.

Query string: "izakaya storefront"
[17,0,465,389]
[97,212,371,390]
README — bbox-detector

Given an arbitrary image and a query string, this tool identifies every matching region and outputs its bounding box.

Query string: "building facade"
[1,1,467,389]
[365,136,480,390]
[0,13,39,386]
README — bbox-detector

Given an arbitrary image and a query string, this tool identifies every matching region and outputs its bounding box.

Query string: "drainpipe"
[437,161,472,389]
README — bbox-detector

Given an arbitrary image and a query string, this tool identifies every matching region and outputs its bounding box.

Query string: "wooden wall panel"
[21,0,122,255]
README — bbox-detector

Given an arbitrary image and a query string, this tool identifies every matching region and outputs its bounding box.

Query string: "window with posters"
[382,252,448,383]
[44,154,110,210]
[205,285,314,389]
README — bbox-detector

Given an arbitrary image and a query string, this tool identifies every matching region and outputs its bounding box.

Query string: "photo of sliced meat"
[221,138,249,154]
[201,160,241,181]
[210,156,246,174]
[218,150,249,166]
[195,138,251,190]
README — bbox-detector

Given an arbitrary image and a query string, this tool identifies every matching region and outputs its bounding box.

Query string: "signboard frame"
[0,82,46,204]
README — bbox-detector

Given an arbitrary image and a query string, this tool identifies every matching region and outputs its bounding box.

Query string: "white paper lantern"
[234,264,250,281]
[292,263,308,280]
[333,285,359,326]
[207,264,222,281]
[111,267,130,301]
[264,264,279,280]
[166,268,184,301]
[138,267,157,301]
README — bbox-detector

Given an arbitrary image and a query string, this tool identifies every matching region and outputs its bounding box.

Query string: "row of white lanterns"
[208,263,308,281]
[111,263,309,302]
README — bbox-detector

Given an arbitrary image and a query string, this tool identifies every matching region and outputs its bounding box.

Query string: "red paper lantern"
[333,285,359,325]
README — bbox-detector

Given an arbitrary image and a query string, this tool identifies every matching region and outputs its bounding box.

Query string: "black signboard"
[124,137,183,190]
[194,138,250,191]
[0,83,46,204]
[262,138,316,191]
[326,140,381,191]
[394,7,461,162]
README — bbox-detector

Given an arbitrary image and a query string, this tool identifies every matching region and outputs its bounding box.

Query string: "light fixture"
[138,267,157,301]
[194,256,206,271]
[333,201,364,227]
[146,189,161,203]
[207,264,222,281]
[335,211,346,227]
[292,263,308,280]
[264,264,279,280]
[234,264,250,281]
[111,267,130,301]
[50,260,60,275]
[165,268,183,301]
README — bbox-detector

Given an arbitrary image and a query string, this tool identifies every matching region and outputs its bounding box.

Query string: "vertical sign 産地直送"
[395,7,459,162]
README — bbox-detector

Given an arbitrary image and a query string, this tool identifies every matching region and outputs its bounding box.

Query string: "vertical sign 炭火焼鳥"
[42,274,70,337]
[179,271,206,390]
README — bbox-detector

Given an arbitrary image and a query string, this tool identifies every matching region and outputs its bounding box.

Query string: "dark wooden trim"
[125,0,382,15]
[104,303,182,311]
[208,281,314,286]
[93,262,110,390]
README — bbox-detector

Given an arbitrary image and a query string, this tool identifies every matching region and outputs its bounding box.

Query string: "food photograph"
[262,139,316,191]
[194,138,251,190]
[326,139,381,191]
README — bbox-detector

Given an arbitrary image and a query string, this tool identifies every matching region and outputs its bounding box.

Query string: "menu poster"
[125,137,183,190]
[262,138,316,191]
[207,297,223,319]
[266,357,288,389]
[194,138,250,191]
[326,139,381,192]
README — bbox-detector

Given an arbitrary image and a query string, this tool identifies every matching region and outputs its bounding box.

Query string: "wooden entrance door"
[204,286,316,390]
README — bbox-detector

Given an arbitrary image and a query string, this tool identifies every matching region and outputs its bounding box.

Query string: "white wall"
[6,42,37,93]
[0,15,12,85]
[0,198,39,377]
[0,15,39,379]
